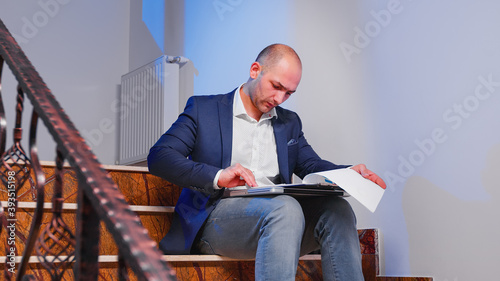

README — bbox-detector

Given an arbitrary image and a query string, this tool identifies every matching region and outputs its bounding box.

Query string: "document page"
[303,168,385,212]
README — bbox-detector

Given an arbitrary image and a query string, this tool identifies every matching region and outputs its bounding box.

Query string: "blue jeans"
[194,195,364,281]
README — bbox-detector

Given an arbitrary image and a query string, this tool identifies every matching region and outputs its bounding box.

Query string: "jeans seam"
[259,219,270,280]
[327,239,341,281]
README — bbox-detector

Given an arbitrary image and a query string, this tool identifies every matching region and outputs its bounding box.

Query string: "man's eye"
[272,84,280,89]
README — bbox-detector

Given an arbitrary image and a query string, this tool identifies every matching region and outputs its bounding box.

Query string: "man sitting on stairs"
[148,43,386,281]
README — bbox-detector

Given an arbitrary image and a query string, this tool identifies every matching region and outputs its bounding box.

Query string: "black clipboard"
[222,183,348,198]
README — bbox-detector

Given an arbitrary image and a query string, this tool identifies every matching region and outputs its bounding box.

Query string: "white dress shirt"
[214,84,280,188]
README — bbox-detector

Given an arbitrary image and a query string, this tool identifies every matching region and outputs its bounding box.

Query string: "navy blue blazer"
[148,89,348,254]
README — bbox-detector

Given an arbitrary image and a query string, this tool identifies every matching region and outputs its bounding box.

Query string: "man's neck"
[239,85,262,121]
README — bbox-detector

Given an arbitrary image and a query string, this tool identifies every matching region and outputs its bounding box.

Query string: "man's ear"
[249,62,262,79]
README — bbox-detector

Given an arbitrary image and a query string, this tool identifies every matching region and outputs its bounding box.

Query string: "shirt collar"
[233,83,277,122]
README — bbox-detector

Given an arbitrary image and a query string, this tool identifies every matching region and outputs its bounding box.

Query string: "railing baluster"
[16,109,46,280]
[0,84,35,280]
[118,252,130,281]
[34,148,75,280]
[0,56,6,155]
[0,57,8,279]
[74,177,100,281]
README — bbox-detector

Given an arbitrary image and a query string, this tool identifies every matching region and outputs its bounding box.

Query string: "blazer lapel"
[218,90,235,168]
[273,117,290,184]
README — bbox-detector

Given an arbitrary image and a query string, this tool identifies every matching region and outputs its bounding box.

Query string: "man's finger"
[238,167,257,187]
[365,174,387,189]
[224,163,257,187]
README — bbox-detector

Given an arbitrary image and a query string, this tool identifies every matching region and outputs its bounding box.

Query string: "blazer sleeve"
[147,96,220,192]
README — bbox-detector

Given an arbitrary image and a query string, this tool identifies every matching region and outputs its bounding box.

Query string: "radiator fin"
[118,56,180,165]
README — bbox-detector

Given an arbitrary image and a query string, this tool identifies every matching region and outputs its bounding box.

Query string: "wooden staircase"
[1,163,432,280]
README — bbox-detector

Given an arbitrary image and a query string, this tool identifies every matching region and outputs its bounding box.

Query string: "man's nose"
[273,91,287,105]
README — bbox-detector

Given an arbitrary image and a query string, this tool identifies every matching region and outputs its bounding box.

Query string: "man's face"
[249,57,302,114]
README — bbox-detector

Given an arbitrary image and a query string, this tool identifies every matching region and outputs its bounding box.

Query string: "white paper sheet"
[303,168,385,212]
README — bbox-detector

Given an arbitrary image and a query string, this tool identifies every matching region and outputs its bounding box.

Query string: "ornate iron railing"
[0,19,176,280]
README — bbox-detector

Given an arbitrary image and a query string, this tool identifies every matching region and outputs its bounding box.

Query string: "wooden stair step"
[0,254,432,281]
[1,201,174,213]
[0,163,433,280]
[0,254,321,264]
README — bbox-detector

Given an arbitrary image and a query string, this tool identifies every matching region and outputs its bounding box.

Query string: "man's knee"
[325,197,357,225]
[265,196,305,232]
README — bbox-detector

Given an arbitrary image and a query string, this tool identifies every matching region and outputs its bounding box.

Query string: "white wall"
[0,0,129,164]
[367,1,500,280]
[176,0,500,280]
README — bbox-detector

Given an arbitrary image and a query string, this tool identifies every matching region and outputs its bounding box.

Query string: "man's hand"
[218,163,257,188]
[350,164,387,189]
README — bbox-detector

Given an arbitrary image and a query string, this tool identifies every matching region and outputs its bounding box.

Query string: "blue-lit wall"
[184,0,293,97]
[142,0,165,53]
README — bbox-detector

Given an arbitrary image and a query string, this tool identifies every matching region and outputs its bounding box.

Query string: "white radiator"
[117,55,193,165]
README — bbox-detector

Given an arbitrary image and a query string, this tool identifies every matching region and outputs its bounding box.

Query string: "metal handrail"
[0,18,176,280]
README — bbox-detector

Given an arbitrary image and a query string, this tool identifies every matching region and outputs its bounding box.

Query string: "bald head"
[241,44,302,120]
[255,44,302,73]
